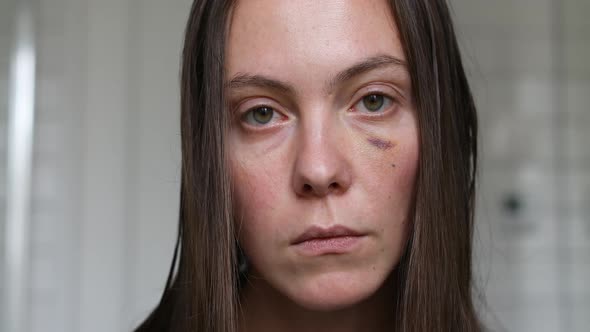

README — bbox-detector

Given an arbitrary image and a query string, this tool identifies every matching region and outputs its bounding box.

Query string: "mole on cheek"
[367,137,394,150]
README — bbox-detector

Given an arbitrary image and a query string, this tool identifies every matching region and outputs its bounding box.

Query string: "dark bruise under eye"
[367,137,394,150]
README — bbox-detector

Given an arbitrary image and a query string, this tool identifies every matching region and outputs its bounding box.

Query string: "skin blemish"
[367,137,394,150]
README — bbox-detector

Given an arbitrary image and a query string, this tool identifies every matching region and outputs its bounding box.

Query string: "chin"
[282,269,388,312]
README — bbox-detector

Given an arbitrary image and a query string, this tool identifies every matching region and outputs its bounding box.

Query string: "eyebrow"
[227,54,406,96]
[227,74,295,94]
[327,54,406,92]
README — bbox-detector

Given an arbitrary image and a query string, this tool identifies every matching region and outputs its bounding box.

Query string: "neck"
[238,275,397,332]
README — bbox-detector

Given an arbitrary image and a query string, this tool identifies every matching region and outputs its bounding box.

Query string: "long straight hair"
[135,1,481,331]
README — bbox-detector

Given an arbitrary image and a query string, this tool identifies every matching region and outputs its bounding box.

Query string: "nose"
[292,114,352,198]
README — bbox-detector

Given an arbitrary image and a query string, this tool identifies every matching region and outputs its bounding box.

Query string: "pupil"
[363,94,383,111]
[253,107,273,124]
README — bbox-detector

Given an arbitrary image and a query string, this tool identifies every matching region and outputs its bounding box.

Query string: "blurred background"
[0,0,588,331]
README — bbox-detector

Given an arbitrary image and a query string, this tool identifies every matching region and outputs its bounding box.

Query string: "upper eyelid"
[354,83,404,101]
[233,97,286,115]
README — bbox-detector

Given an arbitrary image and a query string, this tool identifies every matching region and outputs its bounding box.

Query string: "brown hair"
[135,0,481,331]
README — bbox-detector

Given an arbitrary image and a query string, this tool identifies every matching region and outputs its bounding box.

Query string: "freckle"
[391,163,396,168]
[367,137,394,150]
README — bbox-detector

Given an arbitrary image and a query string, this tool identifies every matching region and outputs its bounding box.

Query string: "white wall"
[26,0,189,331]
[0,0,17,326]
[450,0,590,331]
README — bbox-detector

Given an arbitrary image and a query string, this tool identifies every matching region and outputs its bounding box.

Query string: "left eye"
[242,106,282,126]
[354,94,393,113]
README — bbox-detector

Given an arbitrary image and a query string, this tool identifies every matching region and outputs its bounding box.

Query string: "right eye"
[243,106,279,126]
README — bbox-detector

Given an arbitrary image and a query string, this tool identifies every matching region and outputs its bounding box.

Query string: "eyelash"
[238,91,397,128]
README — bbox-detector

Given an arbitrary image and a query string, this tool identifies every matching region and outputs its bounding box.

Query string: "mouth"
[291,225,366,256]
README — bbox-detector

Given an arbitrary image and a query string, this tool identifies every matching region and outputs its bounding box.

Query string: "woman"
[136,0,481,331]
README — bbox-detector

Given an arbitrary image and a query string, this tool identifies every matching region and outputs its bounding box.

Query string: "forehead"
[226,0,405,82]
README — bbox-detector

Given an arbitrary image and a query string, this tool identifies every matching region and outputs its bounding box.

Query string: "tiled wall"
[0,0,588,331]
[28,0,85,330]
[2,0,185,331]
[0,0,16,324]
[562,1,590,329]
[450,0,590,331]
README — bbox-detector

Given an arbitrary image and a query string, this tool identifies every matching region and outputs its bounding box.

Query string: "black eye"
[362,94,384,112]
[251,106,274,124]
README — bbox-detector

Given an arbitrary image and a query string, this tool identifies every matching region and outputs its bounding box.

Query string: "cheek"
[390,138,419,237]
[233,171,272,213]
[390,141,420,192]
[230,157,286,249]
[363,131,418,200]
[362,128,419,243]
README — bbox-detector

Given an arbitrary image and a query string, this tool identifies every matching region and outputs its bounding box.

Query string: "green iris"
[252,106,273,124]
[362,94,384,112]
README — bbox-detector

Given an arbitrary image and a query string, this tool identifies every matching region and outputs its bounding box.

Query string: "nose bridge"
[300,108,332,162]
[292,105,350,197]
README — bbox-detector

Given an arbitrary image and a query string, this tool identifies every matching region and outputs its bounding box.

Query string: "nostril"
[300,182,341,196]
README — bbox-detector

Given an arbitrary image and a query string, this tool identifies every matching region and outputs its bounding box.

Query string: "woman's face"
[226,0,418,310]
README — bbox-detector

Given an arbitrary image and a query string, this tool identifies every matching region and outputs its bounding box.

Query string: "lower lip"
[293,236,364,256]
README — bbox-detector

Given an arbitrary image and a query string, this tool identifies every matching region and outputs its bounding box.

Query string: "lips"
[292,225,364,245]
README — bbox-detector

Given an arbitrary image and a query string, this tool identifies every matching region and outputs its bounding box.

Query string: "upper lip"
[292,225,364,245]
